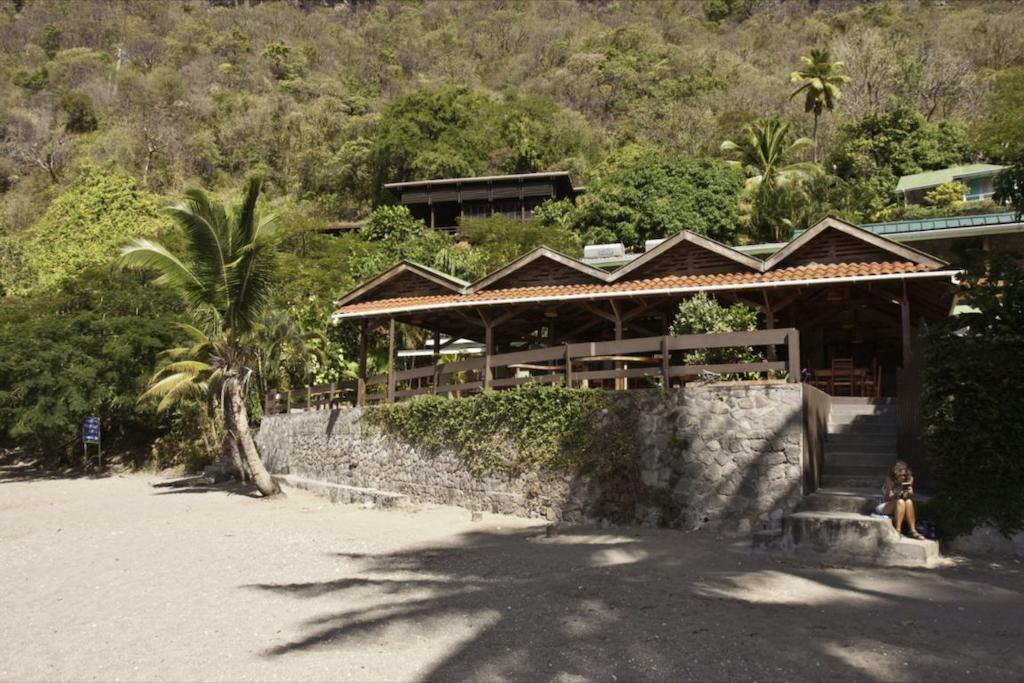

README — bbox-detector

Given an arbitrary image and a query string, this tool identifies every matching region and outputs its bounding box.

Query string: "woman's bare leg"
[894,498,907,533]
[906,499,918,534]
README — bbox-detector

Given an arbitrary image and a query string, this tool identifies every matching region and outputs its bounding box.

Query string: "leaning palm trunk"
[225,376,280,497]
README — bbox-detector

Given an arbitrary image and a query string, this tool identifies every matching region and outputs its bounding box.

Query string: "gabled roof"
[333,220,954,320]
[609,230,762,281]
[468,247,610,292]
[895,164,1006,193]
[762,217,946,271]
[334,260,469,308]
[334,262,955,319]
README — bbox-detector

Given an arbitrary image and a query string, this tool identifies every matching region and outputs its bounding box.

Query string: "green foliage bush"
[0,164,165,295]
[359,204,428,242]
[568,146,745,249]
[458,214,583,273]
[669,292,762,374]
[922,252,1024,536]
[12,65,48,92]
[994,161,1024,220]
[0,269,184,455]
[60,91,98,133]
[365,386,639,480]
[924,181,967,208]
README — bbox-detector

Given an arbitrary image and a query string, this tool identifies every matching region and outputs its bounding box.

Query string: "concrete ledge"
[756,510,943,568]
[273,474,410,509]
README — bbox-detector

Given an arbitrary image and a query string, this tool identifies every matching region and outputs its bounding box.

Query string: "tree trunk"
[225,377,281,497]
[812,113,819,164]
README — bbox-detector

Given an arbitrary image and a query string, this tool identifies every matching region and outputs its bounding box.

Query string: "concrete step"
[828,418,898,434]
[797,490,876,514]
[825,433,898,448]
[823,463,892,477]
[831,405,897,417]
[755,510,941,568]
[823,453,897,468]
[820,474,885,489]
[273,474,410,508]
[830,397,896,406]
[829,412,897,426]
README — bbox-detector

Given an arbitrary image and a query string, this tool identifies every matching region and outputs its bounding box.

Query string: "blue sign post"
[83,417,101,466]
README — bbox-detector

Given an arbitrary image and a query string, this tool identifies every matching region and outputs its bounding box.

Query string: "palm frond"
[119,239,203,293]
[156,378,208,413]
[235,176,263,248]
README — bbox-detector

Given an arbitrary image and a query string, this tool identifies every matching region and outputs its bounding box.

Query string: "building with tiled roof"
[331,217,958,402]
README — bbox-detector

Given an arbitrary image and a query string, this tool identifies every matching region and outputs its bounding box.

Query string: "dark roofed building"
[384,171,582,230]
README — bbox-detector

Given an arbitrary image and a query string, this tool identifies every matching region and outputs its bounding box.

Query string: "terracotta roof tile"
[335,261,943,317]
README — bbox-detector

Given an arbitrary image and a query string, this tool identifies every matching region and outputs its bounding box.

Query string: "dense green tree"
[120,178,283,496]
[0,164,165,296]
[829,108,972,220]
[994,161,1024,220]
[60,92,98,133]
[372,86,597,201]
[0,269,183,455]
[790,48,851,161]
[923,251,1024,535]
[567,146,745,249]
[458,214,583,274]
[972,68,1024,162]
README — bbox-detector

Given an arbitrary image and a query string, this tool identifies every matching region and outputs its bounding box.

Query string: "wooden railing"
[265,328,800,414]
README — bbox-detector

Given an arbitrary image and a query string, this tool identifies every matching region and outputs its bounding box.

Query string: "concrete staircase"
[755,397,941,567]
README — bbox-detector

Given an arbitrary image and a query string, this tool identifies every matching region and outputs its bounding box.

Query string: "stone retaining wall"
[256,384,806,535]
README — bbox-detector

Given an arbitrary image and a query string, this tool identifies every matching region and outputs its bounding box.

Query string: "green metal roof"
[895,164,1006,193]
[859,211,1020,236]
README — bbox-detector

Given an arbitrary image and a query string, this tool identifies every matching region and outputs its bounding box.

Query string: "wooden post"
[763,291,776,362]
[901,281,912,368]
[660,336,670,389]
[306,385,311,411]
[387,317,396,403]
[432,328,441,394]
[610,300,624,390]
[285,390,292,413]
[265,392,275,415]
[429,204,435,230]
[328,382,336,409]
[357,319,368,406]
[483,322,494,390]
[786,329,801,383]
[564,344,573,388]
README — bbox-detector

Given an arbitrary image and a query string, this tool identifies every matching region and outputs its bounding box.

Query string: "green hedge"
[921,252,1024,536]
[364,385,640,479]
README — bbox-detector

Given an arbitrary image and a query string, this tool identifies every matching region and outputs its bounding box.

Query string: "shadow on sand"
[245,523,1023,680]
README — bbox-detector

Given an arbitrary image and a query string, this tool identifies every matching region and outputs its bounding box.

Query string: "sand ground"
[1,462,1022,682]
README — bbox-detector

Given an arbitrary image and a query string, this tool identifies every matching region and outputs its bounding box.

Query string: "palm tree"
[720,117,820,191]
[251,309,328,401]
[121,177,282,497]
[790,48,851,162]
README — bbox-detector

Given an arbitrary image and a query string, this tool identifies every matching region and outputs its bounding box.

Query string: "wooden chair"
[830,358,856,396]
[862,360,882,398]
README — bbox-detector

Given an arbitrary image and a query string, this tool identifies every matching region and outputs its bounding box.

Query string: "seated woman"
[875,460,926,540]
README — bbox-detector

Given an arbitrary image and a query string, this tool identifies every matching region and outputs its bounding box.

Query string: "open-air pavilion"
[266,217,958,412]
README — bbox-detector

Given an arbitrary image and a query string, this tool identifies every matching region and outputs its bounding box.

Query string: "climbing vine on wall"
[365,385,640,479]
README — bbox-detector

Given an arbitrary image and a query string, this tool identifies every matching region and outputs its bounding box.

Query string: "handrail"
[265,328,801,413]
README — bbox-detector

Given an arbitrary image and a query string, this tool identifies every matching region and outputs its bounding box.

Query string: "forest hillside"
[2,0,1023,465]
